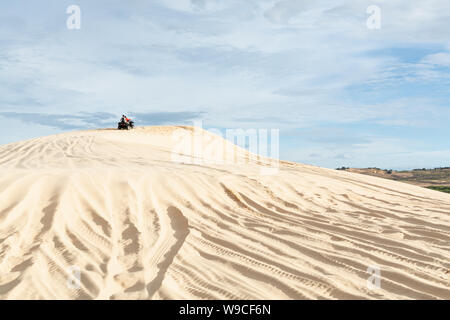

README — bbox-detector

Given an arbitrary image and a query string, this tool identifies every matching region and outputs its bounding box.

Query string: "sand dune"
[0,126,449,299]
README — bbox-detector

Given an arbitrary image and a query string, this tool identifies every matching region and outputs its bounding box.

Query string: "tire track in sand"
[146,206,189,299]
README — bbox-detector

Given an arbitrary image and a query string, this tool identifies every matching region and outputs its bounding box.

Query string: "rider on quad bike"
[118,115,134,130]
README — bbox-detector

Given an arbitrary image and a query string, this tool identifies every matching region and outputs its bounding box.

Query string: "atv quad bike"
[117,120,134,130]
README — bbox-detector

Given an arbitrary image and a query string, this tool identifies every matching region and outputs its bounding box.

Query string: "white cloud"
[264,0,314,24]
[157,0,229,13]
[422,52,450,67]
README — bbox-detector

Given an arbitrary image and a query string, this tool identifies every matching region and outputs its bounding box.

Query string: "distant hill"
[336,167,450,193]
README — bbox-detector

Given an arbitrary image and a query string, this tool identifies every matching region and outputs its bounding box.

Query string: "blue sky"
[0,0,449,169]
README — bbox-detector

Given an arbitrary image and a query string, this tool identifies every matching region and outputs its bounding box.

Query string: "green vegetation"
[426,186,450,194]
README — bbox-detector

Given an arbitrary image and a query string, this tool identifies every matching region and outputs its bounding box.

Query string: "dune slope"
[0,126,449,299]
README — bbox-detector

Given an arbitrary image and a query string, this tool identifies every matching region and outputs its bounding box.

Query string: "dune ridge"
[0,126,449,299]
